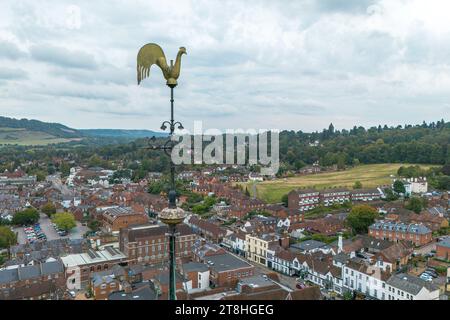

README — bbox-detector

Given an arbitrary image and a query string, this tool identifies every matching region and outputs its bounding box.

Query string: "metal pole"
[168,86,177,300]
[169,225,176,300]
[169,86,176,209]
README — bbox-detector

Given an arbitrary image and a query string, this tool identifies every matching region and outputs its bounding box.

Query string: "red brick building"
[0,260,66,300]
[436,239,450,260]
[206,252,255,287]
[119,224,197,264]
[101,206,149,233]
[188,216,227,243]
[368,221,432,246]
[288,189,320,212]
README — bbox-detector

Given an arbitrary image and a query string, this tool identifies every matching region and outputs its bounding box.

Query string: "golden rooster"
[137,43,187,88]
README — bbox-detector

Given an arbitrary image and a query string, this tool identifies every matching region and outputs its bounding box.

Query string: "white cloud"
[0,0,449,131]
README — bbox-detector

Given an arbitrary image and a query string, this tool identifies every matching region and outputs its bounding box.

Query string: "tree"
[383,188,399,201]
[60,161,71,177]
[41,202,56,217]
[12,208,39,226]
[52,212,76,232]
[353,181,363,189]
[35,171,47,182]
[281,193,289,207]
[245,187,250,197]
[88,219,101,232]
[346,205,378,234]
[442,164,450,176]
[405,197,424,214]
[0,226,17,249]
[393,180,406,194]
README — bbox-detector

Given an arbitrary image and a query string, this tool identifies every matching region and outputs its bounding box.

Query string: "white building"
[385,273,440,300]
[342,258,388,299]
[61,247,126,290]
[403,177,428,195]
[181,262,210,293]
[343,257,440,300]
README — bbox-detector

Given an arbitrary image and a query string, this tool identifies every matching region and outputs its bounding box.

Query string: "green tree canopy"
[346,205,378,234]
[52,212,76,231]
[393,180,406,194]
[41,202,56,217]
[12,208,39,226]
[87,219,101,232]
[0,226,17,249]
[405,197,425,214]
[281,193,289,207]
[353,181,363,189]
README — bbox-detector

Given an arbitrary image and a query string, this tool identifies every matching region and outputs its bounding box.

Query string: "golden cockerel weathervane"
[137,43,186,88]
[136,43,187,301]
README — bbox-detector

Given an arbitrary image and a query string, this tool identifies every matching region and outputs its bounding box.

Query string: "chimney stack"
[338,233,343,254]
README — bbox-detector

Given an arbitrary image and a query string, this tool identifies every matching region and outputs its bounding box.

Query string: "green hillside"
[0,116,83,146]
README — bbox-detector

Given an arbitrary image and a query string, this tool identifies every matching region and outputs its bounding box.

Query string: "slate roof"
[387,273,440,295]
[0,260,64,284]
[108,282,158,300]
[124,223,194,242]
[291,240,327,252]
[333,252,350,264]
[207,253,253,273]
[41,260,64,275]
[369,221,431,234]
[0,269,19,284]
[17,265,40,280]
[437,238,450,249]
[182,262,209,273]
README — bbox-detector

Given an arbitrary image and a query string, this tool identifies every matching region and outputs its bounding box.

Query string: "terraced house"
[288,189,320,212]
[320,188,351,206]
[0,260,65,300]
[368,221,432,246]
[350,188,383,202]
[245,233,289,267]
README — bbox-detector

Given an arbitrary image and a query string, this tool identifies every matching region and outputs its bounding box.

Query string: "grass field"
[0,127,79,146]
[248,163,437,204]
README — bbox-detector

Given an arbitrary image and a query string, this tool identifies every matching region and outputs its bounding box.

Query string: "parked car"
[420,273,432,282]
[424,270,438,278]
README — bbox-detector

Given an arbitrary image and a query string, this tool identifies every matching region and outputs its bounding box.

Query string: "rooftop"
[387,273,440,295]
[291,240,327,251]
[207,253,253,273]
[108,282,158,300]
[61,246,126,267]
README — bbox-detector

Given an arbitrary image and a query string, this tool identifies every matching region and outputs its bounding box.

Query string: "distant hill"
[0,116,168,145]
[79,129,167,139]
[0,116,84,145]
[0,116,82,138]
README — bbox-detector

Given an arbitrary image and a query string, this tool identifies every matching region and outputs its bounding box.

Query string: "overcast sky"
[0,0,449,132]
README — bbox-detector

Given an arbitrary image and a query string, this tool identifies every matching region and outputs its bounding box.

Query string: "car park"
[23,223,47,243]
